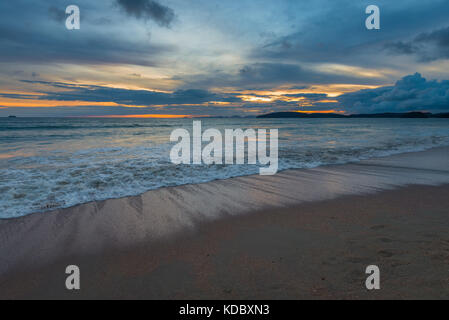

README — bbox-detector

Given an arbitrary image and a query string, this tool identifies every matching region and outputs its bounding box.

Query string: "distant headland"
[257,111,449,119]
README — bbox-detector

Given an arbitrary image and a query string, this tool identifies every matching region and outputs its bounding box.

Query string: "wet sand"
[0,147,449,299]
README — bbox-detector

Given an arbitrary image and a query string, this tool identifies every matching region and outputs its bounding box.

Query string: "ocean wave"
[1,118,449,218]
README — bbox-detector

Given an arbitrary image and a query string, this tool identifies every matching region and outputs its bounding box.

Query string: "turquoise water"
[1,117,449,218]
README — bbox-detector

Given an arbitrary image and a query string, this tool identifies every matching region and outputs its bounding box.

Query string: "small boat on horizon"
[8,115,17,118]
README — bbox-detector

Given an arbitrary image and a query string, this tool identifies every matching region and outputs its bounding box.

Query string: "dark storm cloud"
[287,85,308,90]
[116,0,175,27]
[0,23,173,65]
[4,74,449,116]
[179,62,384,90]
[384,41,418,55]
[0,93,43,99]
[10,81,243,106]
[1,32,171,66]
[385,26,449,62]
[0,1,175,66]
[251,2,372,65]
[252,0,449,68]
[239,63,316,83]
[337,73,449,113]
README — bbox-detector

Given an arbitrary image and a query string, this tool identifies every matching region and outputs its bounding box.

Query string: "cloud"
[249,0,449,76]
[48,6,66,22]
[116,0,175,27]
[337,73,449,113]
[4,74,449,116]
[385,26,449,61]
[0,1,175,66]
[0,24,173,66]
[9,81,242,106]
[177,62,384,90]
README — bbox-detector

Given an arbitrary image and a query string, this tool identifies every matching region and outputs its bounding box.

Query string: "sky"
[1,0,449,117]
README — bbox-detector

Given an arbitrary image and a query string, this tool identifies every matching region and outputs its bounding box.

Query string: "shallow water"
[1,117,449,218]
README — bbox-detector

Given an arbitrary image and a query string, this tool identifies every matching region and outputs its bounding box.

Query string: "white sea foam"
[1,117,449,218]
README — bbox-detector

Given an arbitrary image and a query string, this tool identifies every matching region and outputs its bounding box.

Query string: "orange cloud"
[235,84,381,98]
[0,98,120,108]
[237,95,274,102]
[85,114,196,119]
[316,99,339,103]
[0,97,161,109]
[295,110,345,114]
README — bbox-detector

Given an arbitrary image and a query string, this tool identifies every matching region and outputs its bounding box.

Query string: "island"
[257,111,449,118]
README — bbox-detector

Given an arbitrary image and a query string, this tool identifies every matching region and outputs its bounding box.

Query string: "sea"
[1,117,449,218]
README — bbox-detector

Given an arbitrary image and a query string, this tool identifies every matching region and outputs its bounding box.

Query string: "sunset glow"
[295,110,345,114]
[86,114,195,119]
[1,0,448,118]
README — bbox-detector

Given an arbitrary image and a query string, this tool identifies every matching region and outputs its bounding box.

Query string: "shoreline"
[4,145,449,221]
[1,146,449,299]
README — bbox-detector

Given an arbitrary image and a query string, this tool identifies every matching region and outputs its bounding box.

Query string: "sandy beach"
[1,147,449,299]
